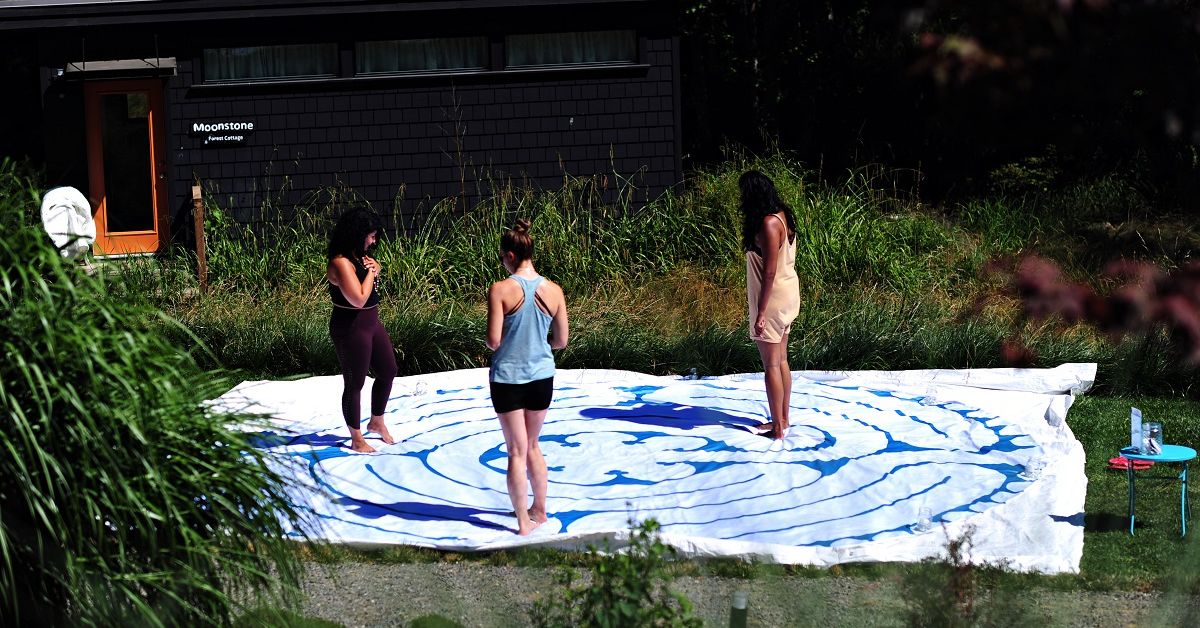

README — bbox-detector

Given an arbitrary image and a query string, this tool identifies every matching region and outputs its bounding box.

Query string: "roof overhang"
[0,0,658,31]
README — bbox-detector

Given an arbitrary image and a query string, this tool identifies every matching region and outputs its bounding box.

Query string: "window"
[505,30,636,67]
[203,44,337,82]
[197,31,641,86]
[356,37,488,74]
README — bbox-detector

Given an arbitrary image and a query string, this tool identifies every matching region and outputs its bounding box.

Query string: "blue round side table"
[1120,444,1196,536]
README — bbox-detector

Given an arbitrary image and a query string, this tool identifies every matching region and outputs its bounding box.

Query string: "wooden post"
[192,185,208,292]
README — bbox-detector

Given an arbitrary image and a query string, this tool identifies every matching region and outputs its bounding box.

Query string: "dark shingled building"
[0,0,680,255]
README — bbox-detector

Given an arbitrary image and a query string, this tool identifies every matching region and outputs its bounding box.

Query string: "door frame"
[84,79,169,256]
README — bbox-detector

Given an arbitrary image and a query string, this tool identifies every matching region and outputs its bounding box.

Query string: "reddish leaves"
[992,255,1200,366]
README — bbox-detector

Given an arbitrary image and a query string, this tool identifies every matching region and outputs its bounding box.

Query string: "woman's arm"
[328,257,376,308]
[754,216,785,337]
[486,281,507,351]
[547,283,569,350]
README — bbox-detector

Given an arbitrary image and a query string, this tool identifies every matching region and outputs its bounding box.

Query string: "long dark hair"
[501,217,534,262]
[327,208,382,261]
[738,170,796,252]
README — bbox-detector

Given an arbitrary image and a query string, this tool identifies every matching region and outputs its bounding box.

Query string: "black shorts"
[489,376,554,414]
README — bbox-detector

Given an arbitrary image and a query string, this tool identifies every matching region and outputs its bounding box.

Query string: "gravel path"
[298,561,1194,627]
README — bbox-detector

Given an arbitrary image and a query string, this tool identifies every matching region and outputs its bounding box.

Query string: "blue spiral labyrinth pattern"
[233,367,1088,571]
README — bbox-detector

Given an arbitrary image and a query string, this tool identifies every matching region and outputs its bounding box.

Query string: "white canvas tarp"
[214,363,1095,574]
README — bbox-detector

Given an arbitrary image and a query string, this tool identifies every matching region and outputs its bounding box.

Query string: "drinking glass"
[916,507,933,532]
[1144,422,1163,455]
[1019,459,1045,480]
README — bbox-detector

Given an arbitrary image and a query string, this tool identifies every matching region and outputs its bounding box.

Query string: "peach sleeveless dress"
[746,214,800,343]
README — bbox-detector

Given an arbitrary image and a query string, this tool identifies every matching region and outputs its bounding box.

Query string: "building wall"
[1,1,681,241]
[166,37,679,232]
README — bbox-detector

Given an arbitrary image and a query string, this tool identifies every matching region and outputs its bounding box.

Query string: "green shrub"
[957,196,1040,255]
[0,163,308,625]
[900,527,1047,628]
[408,614,466,628]
[234,607,343,628]
[1040,174,1149,227]
[986,148,1063,196]
[531,518,702,628]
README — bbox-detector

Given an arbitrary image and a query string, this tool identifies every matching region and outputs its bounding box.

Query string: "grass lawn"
[1070,396,1200,591]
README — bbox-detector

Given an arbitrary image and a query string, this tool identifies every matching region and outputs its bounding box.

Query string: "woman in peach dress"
[740,170,801,440]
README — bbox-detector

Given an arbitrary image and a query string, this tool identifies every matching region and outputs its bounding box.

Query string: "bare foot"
[528,508,548,524]
[350,438,377,454]
[749,424,777,439]
[517,518,544,536]
[752,424,787,440]
[752,420,786,439]
[366,418,395,445]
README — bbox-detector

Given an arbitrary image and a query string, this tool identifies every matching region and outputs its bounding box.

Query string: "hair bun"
[513,218,531,233]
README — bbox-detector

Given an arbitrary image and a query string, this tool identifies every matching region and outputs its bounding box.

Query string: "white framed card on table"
[1130,407,1143,453]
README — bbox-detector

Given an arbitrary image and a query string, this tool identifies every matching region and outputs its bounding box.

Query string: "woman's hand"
[362,255,381,276]
[754,314,767,338]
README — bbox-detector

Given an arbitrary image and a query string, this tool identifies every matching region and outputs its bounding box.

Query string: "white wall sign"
[189,121,255,146]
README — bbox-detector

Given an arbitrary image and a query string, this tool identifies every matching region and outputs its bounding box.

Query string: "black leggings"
[330,306,397,430]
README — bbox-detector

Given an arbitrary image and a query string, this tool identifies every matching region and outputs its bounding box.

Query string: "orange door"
[85,79,168,255]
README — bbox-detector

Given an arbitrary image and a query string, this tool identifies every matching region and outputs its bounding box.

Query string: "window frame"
[193,31,649,90]
[502,29,640,70]
[354,36,491,77]
[199,43,341,84]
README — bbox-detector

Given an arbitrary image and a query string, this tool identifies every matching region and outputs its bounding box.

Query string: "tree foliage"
[991,255,1200,372]
[682,1,1200,204]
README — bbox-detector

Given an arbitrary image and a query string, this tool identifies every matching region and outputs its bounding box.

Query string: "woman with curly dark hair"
[327,208,397,453]
[739,170,800,441]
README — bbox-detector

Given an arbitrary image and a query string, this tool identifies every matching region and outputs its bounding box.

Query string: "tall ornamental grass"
[107,153,971,309]
[0,159,308,626]
[372,170,737,300]
[91,151,1199,395]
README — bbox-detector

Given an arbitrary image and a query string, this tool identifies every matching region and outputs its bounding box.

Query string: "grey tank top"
[490,275,555,384]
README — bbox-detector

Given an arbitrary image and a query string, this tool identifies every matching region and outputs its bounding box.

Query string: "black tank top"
[329,256,380,309]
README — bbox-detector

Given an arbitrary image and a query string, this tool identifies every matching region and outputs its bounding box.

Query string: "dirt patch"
[298,561,1192,627]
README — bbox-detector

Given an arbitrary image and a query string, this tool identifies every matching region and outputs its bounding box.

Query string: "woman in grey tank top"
[485,218,570,535]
